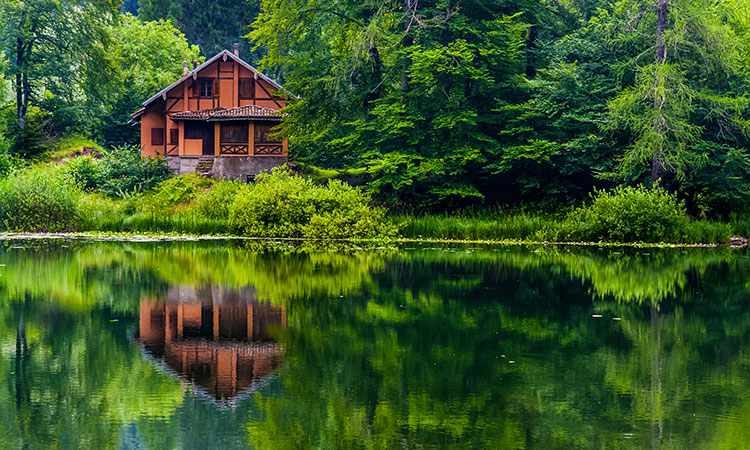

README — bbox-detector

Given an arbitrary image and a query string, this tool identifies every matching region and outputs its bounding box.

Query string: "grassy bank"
[0,155,746,245]
[396,214,735,244]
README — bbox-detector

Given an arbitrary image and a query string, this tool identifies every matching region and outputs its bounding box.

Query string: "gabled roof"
[169,105,282,121]
[132,49,292,119]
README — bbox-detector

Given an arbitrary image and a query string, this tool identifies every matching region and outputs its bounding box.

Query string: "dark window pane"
[185,126,203,139]
[151,128,164,145]
[239,79,253,99]
[169,129,179,145]
[221,123,248,143]
[254,123,282,143]
[200,79,213,98]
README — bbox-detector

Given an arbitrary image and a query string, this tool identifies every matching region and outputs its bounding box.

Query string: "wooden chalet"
[130,45,289,180]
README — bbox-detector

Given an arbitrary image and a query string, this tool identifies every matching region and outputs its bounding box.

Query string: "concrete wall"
[167,156,200,175]
[211,155,287,180]
[166,155,286,180]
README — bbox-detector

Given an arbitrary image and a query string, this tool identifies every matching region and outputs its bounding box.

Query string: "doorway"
[185,122,215,155]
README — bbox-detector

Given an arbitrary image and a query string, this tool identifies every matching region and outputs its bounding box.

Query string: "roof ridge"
[135,50,294,114]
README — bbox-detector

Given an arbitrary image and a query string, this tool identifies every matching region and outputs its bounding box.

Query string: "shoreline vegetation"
[0,231,726,248]
[0,146,745,247]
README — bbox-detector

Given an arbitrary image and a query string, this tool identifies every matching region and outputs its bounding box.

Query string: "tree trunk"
[400,0,414,98]
[651,0,669,183]
[15,37,27,131]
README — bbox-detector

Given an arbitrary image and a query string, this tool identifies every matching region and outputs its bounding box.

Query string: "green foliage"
[47,136,105,161]
[251,0,535,208]
[95,15,202,147]
[77,193,128,231]
[0,165,82,232]
[137,0,261,63]
[0,105,50,159]
[0,0,119,137]
[139,173,214,212]
[229,168,397,238]
[0,136,13,177]
[192,179,243,220]
[562,185,689,242]
[397,212,557,240]
[96,144,172,196]
[63,156,100,192]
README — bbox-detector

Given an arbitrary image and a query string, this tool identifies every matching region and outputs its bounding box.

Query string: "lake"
[0,239,748,449]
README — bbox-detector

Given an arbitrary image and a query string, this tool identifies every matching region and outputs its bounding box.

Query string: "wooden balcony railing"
[220,143,249,155]
[254,143,284,155]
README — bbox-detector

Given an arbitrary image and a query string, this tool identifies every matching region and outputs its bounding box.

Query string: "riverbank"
[0,231,731,248]
[1,160,747,246]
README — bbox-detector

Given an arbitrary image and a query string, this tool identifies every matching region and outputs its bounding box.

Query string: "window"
[220,122,248,143]
[185,125,204,139]
[169,129,179,145]
[239,78,254,99]
[254,123,282,143]
[151,128,164,146]
[199,79,213,98]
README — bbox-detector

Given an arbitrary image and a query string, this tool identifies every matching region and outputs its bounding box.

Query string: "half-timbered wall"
[139,55,287,159]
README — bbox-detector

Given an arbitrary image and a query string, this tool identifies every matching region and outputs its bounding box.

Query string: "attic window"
[239,78,254,99]
[199,79,213,98]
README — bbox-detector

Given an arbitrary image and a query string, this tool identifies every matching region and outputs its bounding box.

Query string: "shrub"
[192,180,242,220]
[97,144,172,196]
[562,185,688,242]
[0,165,82,232]
[229,167,397,238]
[139,173,214,212]
[64,156,100,191]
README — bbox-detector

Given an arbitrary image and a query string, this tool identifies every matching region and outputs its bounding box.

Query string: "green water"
[1,239,749,449]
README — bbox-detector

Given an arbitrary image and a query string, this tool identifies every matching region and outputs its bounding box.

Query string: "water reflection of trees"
[247,247,750,449]
[1,241,750,448]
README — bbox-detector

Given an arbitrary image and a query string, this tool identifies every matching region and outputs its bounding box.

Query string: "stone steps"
[196,156,214,177]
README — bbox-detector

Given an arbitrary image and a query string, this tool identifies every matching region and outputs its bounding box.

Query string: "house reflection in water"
[138,286,286,402]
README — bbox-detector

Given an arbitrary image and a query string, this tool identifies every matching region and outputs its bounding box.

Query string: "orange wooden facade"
[132,50,288,160]
[139,286,286,401]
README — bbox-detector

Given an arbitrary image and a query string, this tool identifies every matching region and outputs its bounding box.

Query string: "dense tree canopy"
[2,0,750,214]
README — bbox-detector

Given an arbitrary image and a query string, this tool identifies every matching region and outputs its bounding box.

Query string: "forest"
[2,0,750,222]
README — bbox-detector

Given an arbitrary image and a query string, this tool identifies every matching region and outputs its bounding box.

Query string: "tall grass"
[0,165,82,231]
[397,213,556,240]
[398,212,733,244]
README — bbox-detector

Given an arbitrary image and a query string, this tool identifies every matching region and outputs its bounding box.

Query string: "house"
[139,285,286,403]
[130,45,289,180]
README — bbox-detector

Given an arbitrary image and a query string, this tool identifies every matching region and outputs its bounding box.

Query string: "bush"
[64,156,100,191]
[562,185,688,242]
[192,180,242,220]
[97,144,172,196]
[0,165,82,232]
[229,167,397,238]
[139,173,214,212]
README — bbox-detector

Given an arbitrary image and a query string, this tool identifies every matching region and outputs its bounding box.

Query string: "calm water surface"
[1,239,749,449]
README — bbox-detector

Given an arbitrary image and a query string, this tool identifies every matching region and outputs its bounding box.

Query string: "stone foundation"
[166,155,288,181]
